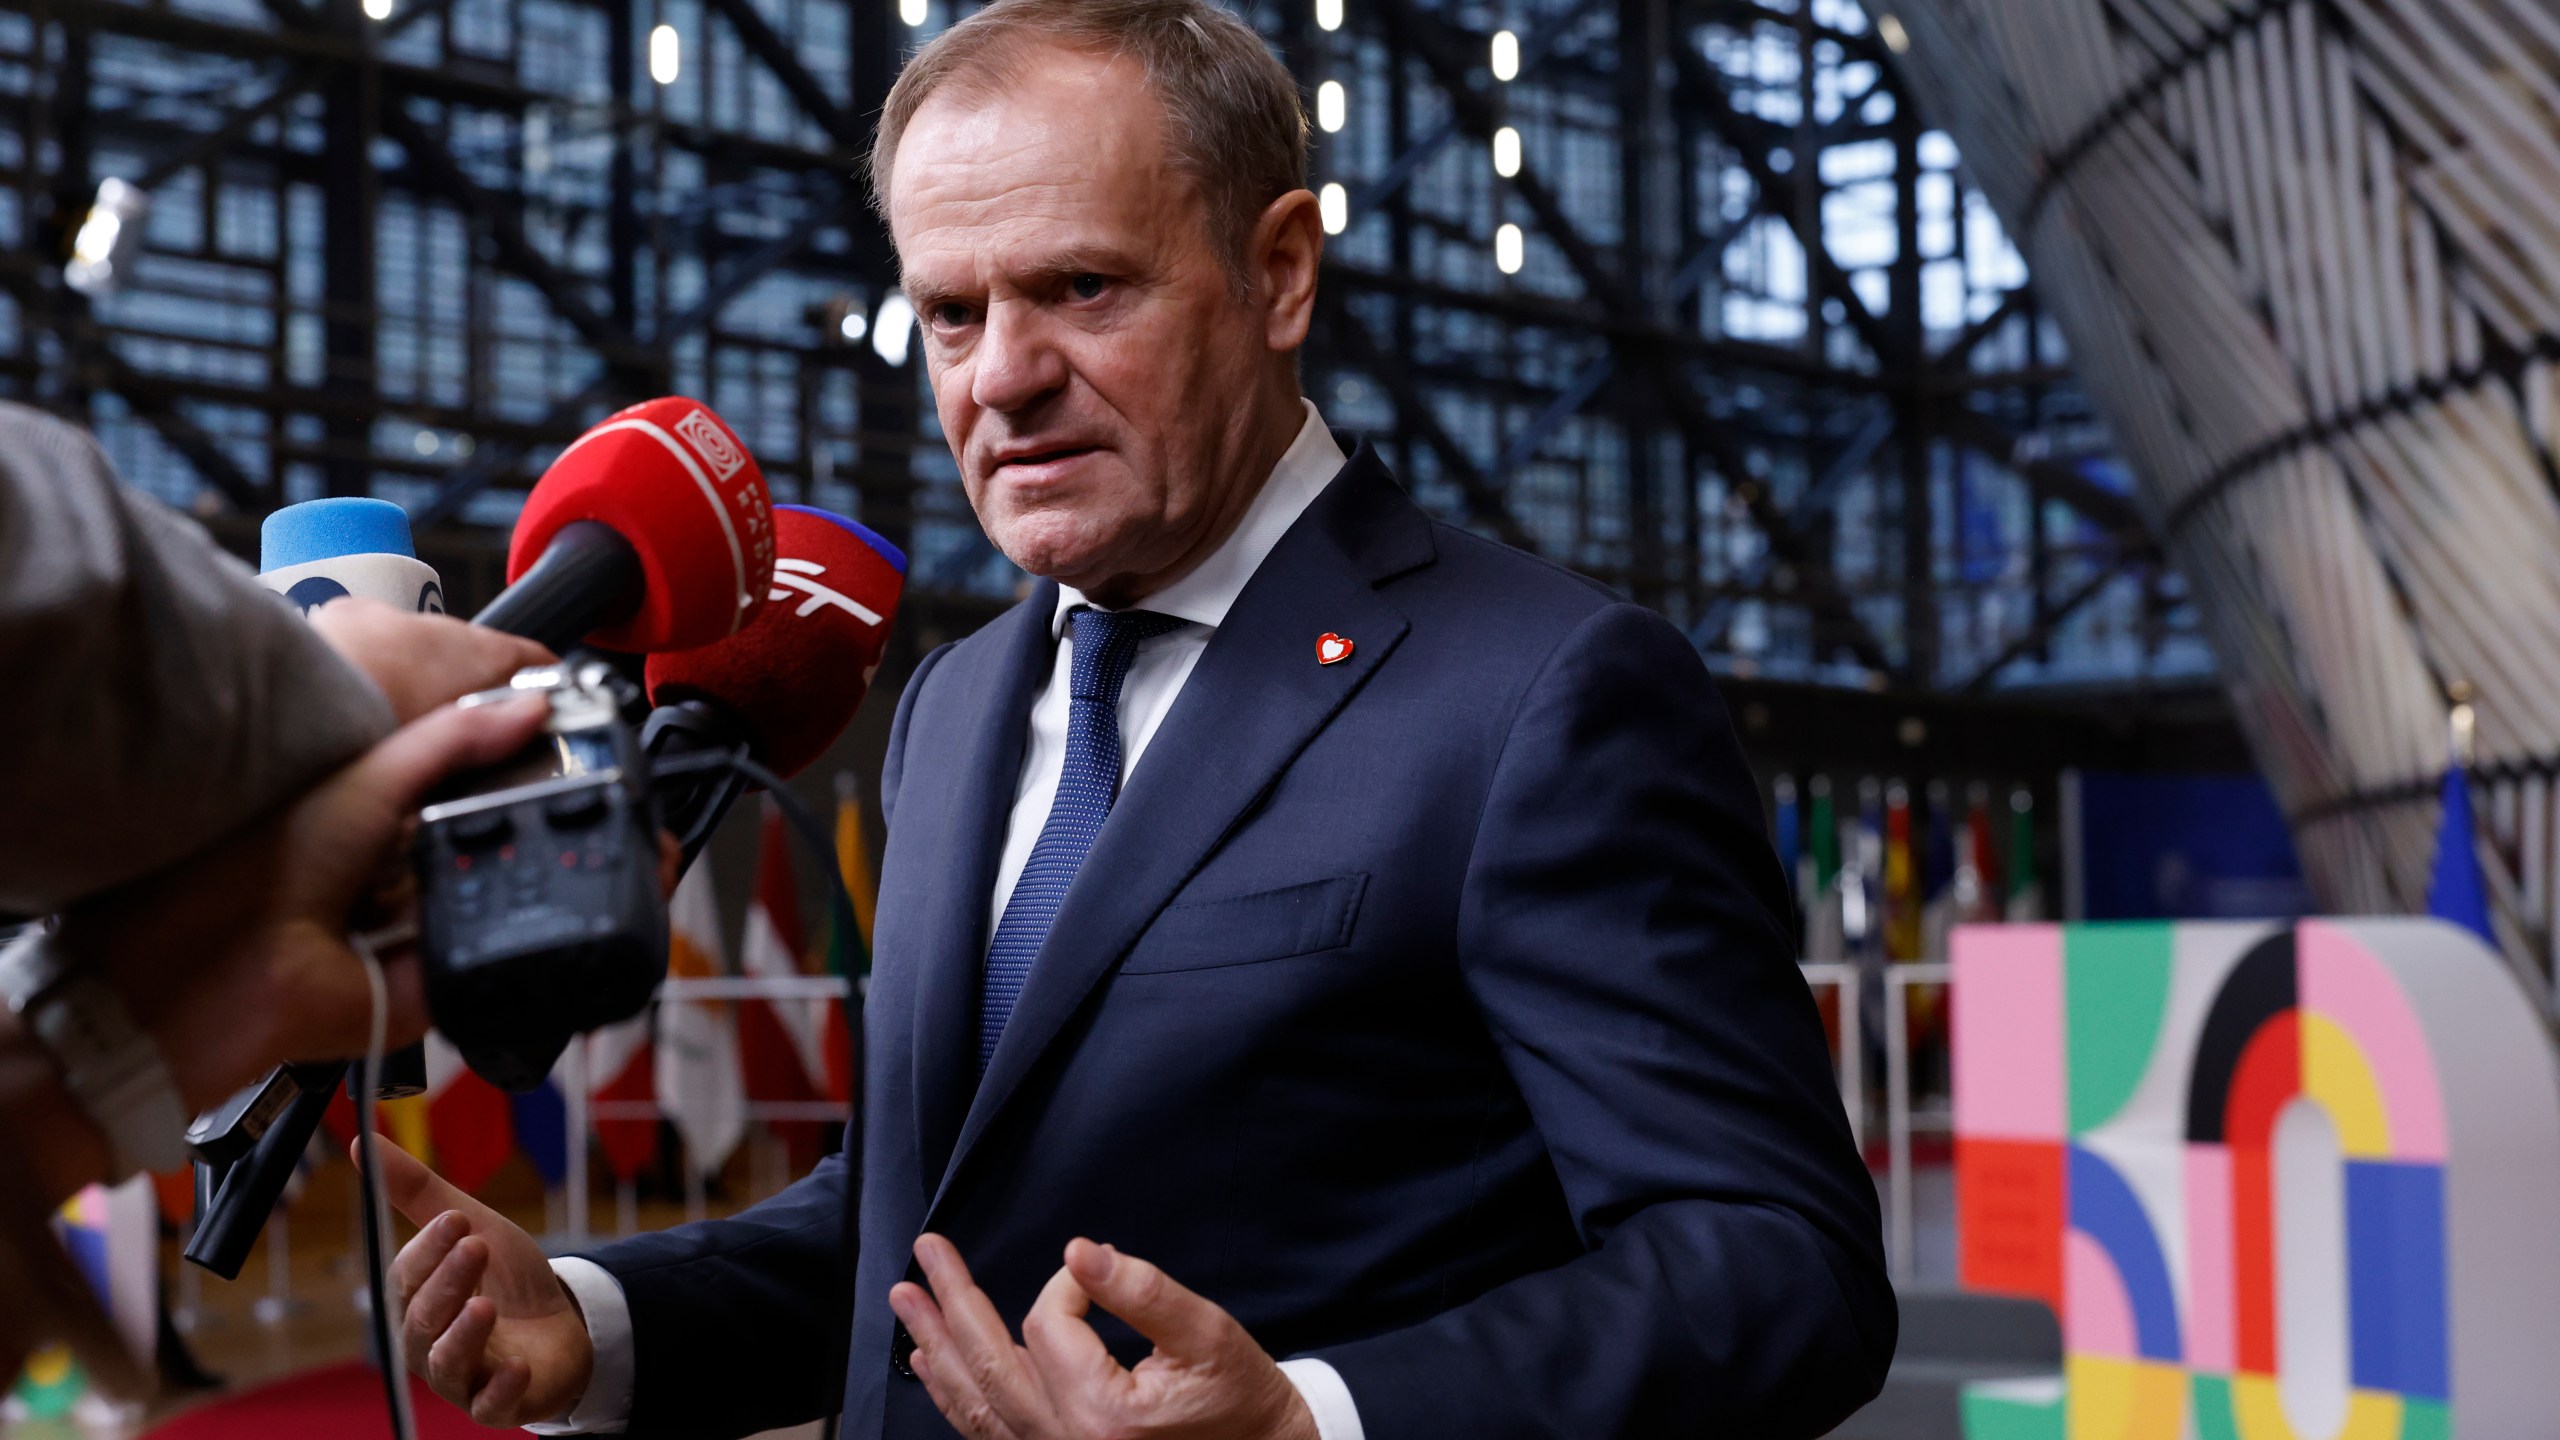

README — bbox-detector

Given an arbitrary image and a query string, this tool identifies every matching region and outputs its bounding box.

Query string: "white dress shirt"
[539,401,1363,1440]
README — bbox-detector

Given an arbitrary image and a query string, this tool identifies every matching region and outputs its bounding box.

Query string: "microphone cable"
[352,927,421,1440]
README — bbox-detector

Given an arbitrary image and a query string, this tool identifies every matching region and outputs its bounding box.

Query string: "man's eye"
[1070,273,1108,300]
[933,302,975,327]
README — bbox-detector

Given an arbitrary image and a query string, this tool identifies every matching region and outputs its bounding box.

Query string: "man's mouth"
[994,446,1099,473]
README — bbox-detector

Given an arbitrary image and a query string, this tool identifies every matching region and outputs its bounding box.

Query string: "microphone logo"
[676,409,748,482]
[770,557,883,625]
[284,576,351,614]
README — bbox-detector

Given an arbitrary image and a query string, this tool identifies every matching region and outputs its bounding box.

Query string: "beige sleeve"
[0,402,396,914]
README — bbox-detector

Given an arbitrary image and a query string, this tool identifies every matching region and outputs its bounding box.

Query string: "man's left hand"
[889,1233,1319,1440]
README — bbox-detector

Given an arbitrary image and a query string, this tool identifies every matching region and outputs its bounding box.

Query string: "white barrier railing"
[1880,962,1948,1282]
[556,974,859,1244]
[183,966,1957,1324]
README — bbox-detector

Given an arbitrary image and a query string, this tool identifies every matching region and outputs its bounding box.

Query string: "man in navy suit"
[379,1,1894,1435]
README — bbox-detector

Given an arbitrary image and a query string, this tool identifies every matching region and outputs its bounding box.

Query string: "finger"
[471,1355,533,1427]
[892,1281,1001,1440]
[406,1238,492,1380]
[471,624,557,683]
[1067,1240,1232,1360]
[1022,1261,1124,1424]
[385,1207,466,1315]
[913,1236,1037,1387]
[370,1140,497,1234]
[333,695,550,822]
[915,1235,1059,1436]
[426,1291,497,1403]
[889,1279,955,1354]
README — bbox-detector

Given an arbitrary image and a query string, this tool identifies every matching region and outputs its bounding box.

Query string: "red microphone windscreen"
[644,505,907,778]
[509,397,777,651]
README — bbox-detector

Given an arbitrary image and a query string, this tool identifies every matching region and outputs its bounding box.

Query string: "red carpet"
[145,1361,528,1439]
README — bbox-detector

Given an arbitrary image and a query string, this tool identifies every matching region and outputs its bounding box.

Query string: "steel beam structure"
[0,0,2190,706]
[1300,0,2190,693]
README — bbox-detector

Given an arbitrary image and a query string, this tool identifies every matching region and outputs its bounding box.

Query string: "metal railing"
[179,965,1958,1327]
[1799,959,1953,1282]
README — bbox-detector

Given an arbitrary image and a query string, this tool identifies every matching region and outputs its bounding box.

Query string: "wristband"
[0,929,191,1178]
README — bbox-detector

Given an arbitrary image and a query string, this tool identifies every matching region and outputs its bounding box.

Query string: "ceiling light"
[1315,0,1343,32]
[1320,182,1348,235]
[1493,126,1521,178]
[65,178,150,296]
[649,24,680,85]
[1491,29,1519,81]
[873,293,915,367]
[1317,80,1346,134]
[1495,222,1524,275]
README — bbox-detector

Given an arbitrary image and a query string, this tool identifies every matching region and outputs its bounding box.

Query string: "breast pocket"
[1119,874,1370,975]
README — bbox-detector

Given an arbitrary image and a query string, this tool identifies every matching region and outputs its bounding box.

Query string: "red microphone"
[478,397,778,652]
[642,505,906,859]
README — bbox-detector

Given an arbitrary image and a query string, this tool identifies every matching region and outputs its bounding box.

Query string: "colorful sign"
[1953,919,2560,1440]
[6,1177,156,1421]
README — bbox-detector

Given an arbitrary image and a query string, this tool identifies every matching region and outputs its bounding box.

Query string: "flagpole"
[2447,679,2475,769]
[563,1037,591,1247]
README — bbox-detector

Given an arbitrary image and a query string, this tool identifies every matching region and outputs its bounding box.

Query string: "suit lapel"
[926,448,1435,1217]
[909,581,1062,1184]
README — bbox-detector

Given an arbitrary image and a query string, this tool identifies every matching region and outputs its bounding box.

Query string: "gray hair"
[869,0,1310,283]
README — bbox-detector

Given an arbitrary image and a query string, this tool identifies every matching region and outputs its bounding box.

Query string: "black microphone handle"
[641,697,757,872]
[183,1062,346,1281]
[473,519,646,651]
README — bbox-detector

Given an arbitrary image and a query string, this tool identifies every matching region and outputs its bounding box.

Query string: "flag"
[586,1011,658,1185]
[2428,758,2494,944]
[738,801,830,1166]
[511,1074,570,1189]
[2005,787,2042,922]
[1772,776,1801,944]
[1914,781,1957,1035]
[1842,778,1882,956]
[380,1094,432,1165]
[1882,782,1920,961]
[837,770,878,954]
[1919,781,1959,962]
[1802,776,1845,961]
[1959,783,1998,922]
[424,1033,516,1196]
[818,772,878,1104]
[658,857,747,1180]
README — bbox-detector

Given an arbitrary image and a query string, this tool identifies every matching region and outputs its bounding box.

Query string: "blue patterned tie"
[980,606,1189,1069]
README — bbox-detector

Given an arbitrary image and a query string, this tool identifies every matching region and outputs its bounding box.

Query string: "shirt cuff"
[1277,1357,1365,1440]
[525,1257,634,1435]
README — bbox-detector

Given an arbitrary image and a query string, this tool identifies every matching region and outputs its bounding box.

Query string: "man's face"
[888,48,1282,598]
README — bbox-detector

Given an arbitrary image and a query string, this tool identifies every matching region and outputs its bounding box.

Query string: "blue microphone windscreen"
[261,497,417,573]
[775,503,907,574]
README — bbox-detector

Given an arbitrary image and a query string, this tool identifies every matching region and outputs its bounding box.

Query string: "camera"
[414,659,668,1092]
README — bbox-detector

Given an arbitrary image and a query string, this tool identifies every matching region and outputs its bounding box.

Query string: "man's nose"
[969,301,1069,414]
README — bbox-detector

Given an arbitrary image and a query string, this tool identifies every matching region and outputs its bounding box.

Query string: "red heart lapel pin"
[1316,632,1354,666]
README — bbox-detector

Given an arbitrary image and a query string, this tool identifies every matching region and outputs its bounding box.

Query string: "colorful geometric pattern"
[1951,919,2558,1440]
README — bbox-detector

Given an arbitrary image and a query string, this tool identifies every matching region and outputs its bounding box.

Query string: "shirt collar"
[1051,399,1345,637]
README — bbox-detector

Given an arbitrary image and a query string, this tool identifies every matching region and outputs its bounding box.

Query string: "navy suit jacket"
[585,445,1894,1439]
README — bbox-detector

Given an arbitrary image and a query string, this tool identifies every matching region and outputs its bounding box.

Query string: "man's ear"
[1251,189,1323,354]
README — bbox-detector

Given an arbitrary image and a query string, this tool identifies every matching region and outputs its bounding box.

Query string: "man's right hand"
[376,1140,596,1427]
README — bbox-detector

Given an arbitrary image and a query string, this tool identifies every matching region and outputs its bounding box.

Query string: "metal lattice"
[1889,0,2560,990]
[5,0,2181,702]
